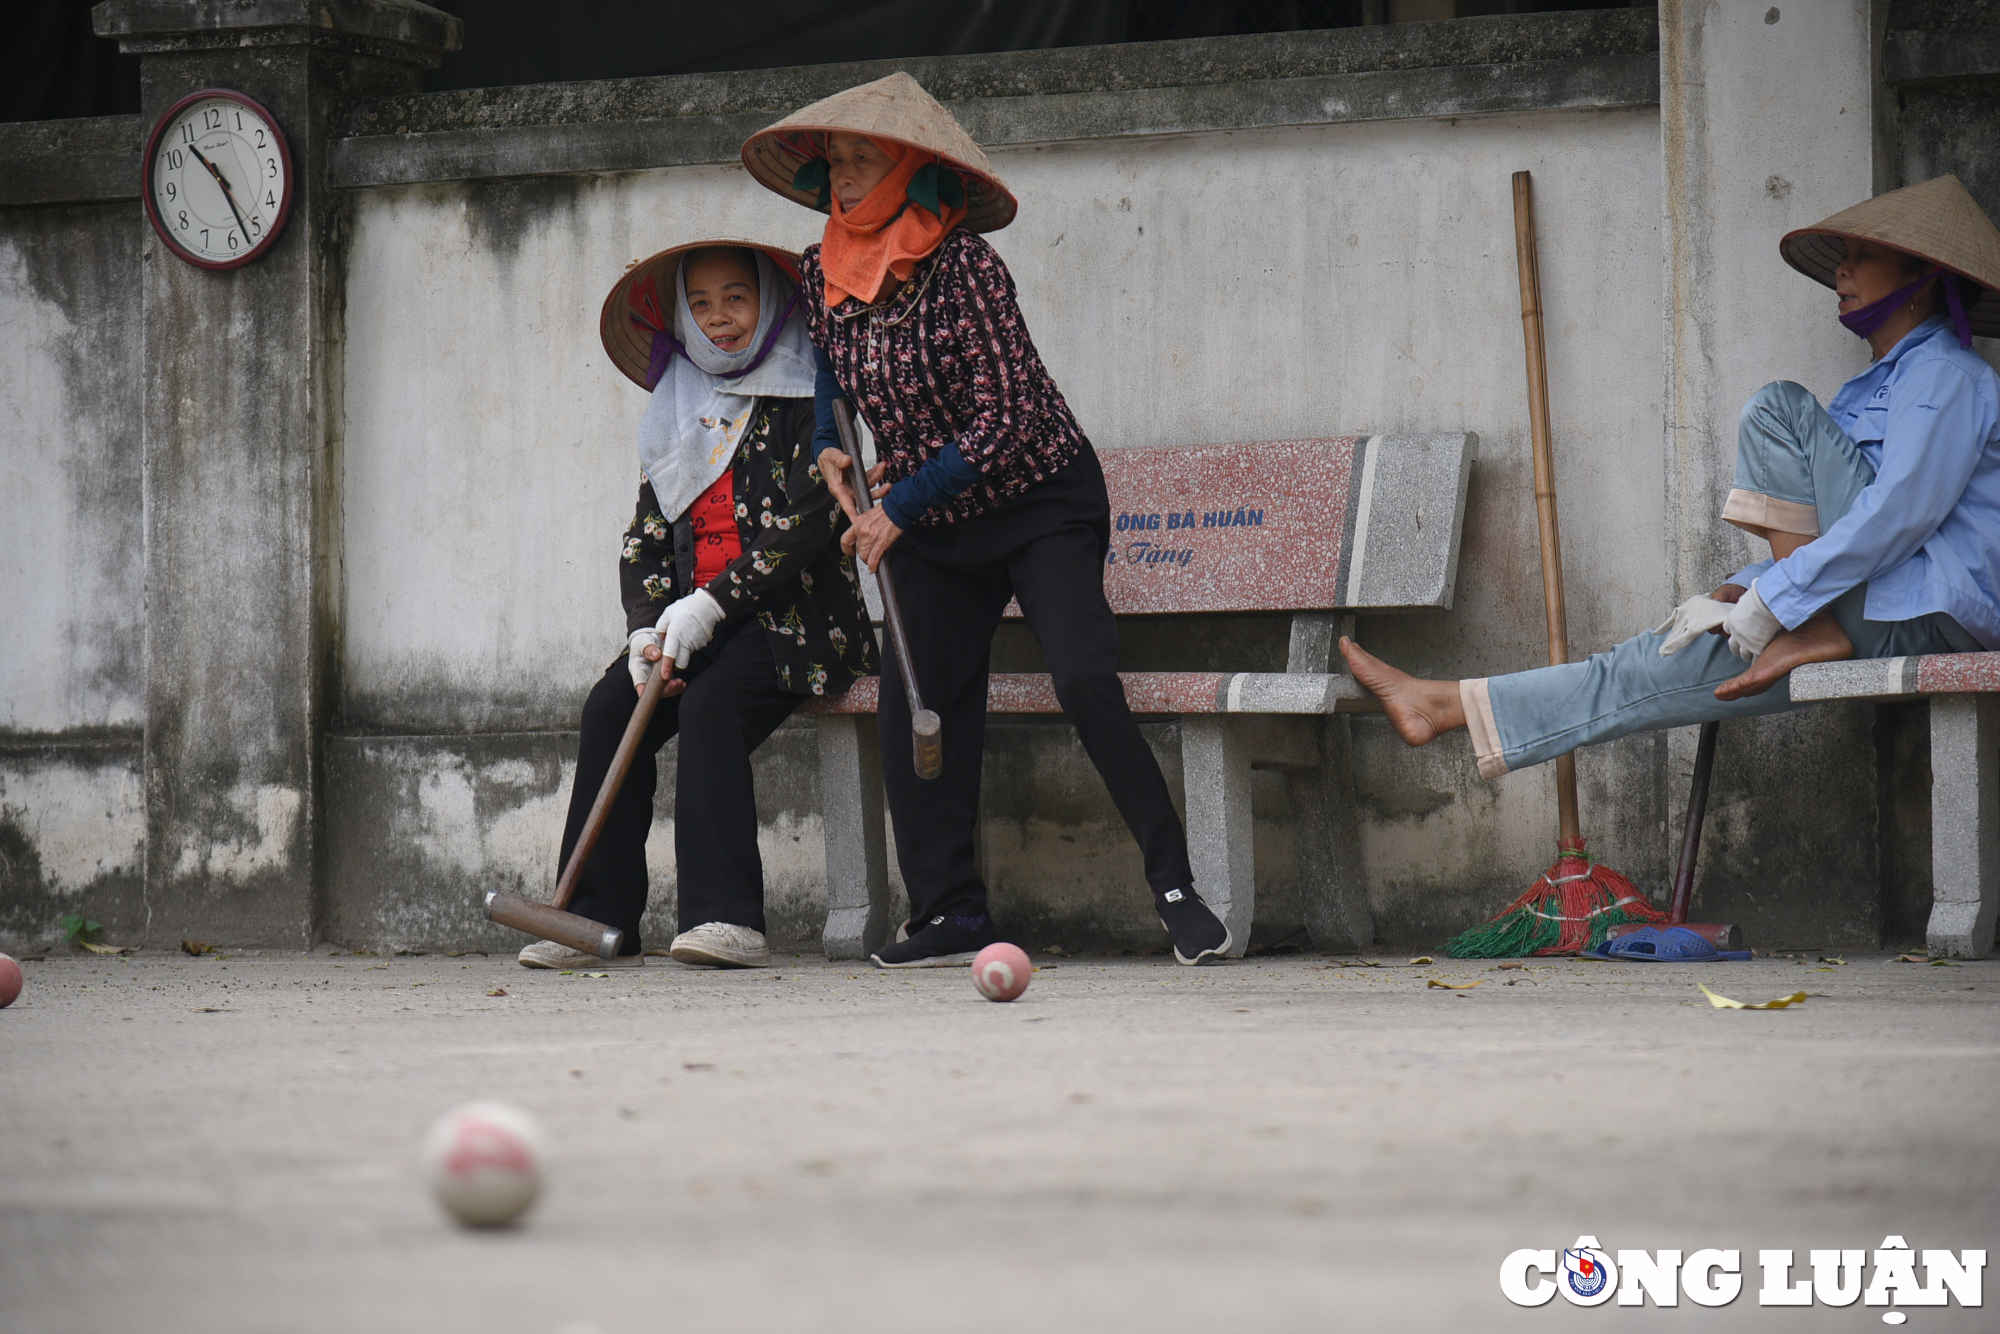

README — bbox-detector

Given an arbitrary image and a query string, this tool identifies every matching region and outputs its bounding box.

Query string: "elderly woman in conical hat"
[742,73,1232,967]
[1341,175,2000,780]
[516,240,877,972]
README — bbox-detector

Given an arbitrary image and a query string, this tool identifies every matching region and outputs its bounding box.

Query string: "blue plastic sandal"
[1586,926,1752,962]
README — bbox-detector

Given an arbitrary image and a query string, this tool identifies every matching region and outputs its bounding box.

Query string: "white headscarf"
[635,249,816,522]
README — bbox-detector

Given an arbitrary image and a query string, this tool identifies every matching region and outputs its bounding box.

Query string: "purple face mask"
[1840,265,1974,350]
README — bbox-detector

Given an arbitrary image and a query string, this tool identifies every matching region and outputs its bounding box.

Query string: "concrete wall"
[0,192,149,948]
[6,5,1998,955]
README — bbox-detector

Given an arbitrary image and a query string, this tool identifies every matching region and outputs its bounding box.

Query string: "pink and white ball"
[971,943,1032,1002]
[422,1101,544,1227]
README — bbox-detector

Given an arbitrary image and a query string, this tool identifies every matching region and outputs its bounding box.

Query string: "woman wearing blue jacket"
[1342,175,2000,780]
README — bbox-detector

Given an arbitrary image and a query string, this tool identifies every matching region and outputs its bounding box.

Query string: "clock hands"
[186,142,256,245]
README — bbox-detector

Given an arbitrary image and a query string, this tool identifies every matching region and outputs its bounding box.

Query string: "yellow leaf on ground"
[1894,952,1930,962]
[1697,983,1808,1010]
[1426,979,1481,990]
[78,940,133,955]
[1818,955,1846,965]
[1929,957,1962,967]
[1407,956,1434,966]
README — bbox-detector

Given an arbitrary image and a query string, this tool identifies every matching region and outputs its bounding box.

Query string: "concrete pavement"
[1,948,1994,1332]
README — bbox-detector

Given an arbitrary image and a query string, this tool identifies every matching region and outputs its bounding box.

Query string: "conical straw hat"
[741,71,1017,233]
[1781,174,2000,338]
[599,239,802,390]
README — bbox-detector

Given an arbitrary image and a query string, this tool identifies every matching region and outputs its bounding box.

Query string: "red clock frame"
[141,88,296,272]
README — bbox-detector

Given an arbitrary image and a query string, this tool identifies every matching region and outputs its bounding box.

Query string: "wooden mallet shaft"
[484,660,670,958]
[832,399,943,781]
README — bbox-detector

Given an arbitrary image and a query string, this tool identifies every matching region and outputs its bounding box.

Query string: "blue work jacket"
[1733,316,2000,649]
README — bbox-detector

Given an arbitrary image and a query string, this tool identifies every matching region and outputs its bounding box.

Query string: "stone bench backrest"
[1004,433,1477,618]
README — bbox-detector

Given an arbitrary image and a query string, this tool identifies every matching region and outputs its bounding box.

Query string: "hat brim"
[741,126,1018,233]
[1781,227,2000,338]
[599,240,803,391]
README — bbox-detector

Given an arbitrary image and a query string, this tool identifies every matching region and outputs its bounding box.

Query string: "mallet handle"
[551,661,667,912]
[1668,721,1719,926]
[832,399,943,780]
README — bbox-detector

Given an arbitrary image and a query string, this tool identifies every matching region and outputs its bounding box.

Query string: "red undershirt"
[689,471,741,587]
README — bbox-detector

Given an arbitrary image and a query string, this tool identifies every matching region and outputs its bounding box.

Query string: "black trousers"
[882,453,1193,923]
[560,618,800,952]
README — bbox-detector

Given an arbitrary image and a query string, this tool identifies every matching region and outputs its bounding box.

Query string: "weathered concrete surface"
[329,8,1659,190]
[0,200,147,952]
[1,950,1994,1333]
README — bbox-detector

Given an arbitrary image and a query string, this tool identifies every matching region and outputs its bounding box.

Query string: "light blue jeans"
[1470,382,1979,778]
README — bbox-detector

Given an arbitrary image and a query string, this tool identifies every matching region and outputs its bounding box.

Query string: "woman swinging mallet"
[741,73,1233,967]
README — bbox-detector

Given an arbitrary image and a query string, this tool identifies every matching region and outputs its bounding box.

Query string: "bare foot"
[1338,637,1466,746]
[1714,609,1853,700]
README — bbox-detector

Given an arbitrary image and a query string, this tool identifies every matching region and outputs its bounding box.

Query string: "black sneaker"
[871,914,1000,968]
[1157,887,1231,965]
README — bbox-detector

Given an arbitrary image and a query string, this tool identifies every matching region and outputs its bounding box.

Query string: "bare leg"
[1338,637,1467,746]
[1714,608,1853,700]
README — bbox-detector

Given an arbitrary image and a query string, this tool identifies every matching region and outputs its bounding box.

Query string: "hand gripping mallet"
[483,660,672,958]
[832,399,943,780]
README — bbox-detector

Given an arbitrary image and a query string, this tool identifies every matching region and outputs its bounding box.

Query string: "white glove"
[628,627,663,690]
[655,589,725,666]
[1654,595,1733,656]
[1721,582,1783,662]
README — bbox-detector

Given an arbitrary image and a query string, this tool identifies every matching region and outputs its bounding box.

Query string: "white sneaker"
[517,940,643,969]
[669,922,773,968]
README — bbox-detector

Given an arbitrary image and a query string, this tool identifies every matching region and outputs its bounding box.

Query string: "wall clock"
[142,89,294,270]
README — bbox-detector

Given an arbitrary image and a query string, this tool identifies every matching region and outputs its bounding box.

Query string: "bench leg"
[1285,717,1374,953]
[1929,695,1998,960]
[816,715,890,961]
[1181,716,1253,958]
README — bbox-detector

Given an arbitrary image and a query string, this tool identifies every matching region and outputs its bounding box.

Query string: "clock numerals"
[147,91,290,269]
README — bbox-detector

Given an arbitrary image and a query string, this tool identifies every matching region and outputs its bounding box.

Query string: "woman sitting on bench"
[1343,175,2000,778]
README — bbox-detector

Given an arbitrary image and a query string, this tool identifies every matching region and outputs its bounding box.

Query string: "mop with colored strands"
[1443,171,1668,959]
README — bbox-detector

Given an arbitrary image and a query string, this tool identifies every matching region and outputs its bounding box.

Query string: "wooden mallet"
[484,659,673,959]
[832,399,943,780]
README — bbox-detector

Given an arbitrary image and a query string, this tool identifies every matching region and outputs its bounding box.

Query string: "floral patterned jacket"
[619,396,878,697]
[801,229,1091,525]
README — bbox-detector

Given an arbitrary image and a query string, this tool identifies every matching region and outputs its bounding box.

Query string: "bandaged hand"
[655,589,725,665]
[628,628,664,691]
[1654,595,1733,656]
[1720,582,1783,662]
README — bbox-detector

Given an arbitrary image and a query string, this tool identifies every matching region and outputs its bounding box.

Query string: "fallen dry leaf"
[1407,956,1435,966]
[180,939,210,956]
[1497,961,1524,971]
[1426,979,1481,990]
[1929,957,1962,967]
[1697,983,1808,1010]
[485,987,507,997]
[1818,955,1847,965]
[78,940,133,956]
[1894,952,1930,963]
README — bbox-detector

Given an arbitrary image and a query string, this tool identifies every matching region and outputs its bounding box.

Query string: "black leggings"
[560,619,799,952]
[882,511,1193,924]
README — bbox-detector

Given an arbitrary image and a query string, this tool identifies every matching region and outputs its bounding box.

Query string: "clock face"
[143,90,294,270]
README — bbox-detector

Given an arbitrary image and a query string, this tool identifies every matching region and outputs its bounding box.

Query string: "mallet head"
[483,889,623,960]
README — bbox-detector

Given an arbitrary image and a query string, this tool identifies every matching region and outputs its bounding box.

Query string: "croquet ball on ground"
[421,1101,544,1227]
[971,943,1032,1002]
[0,953,21,1008]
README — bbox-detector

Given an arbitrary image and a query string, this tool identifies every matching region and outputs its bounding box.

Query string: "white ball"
[422,1101,544,1227]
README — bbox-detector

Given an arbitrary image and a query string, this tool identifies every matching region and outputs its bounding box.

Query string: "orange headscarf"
[819,137,969,307]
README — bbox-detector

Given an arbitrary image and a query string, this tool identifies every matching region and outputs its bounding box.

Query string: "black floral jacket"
[619,397,878,696]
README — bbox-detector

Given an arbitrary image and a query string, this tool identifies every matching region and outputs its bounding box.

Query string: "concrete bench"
[1790,652,1999,959]
[804,433,1478,961]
